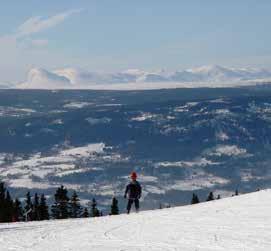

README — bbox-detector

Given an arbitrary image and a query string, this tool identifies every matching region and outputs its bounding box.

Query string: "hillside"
[0,190,270,251]
[1,88,271,210]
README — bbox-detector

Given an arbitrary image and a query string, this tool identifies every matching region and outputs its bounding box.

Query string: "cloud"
[16,9,83,38]
[0,9,83,82]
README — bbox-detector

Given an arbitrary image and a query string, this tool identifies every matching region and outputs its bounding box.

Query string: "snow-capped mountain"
[18,68,73,89]
[16,65,271,89]
[1,189,270,251]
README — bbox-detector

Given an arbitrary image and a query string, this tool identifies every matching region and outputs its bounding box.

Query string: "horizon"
[0,1,271,84]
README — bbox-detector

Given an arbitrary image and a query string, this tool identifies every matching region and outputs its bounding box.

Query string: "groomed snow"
[1,190,271,251]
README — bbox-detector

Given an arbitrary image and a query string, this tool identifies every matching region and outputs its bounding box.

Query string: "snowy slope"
[1,190,271,251]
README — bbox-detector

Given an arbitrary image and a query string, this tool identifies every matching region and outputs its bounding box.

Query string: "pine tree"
[13,198,23,222]
[90,198,100,217]
[51,185,70,219]
[191,193,200,204]
[110,197,119,215]
[32,193,40,221]
[0,182,6,222]
[39,194,49,220]
[70,191,82,218]
[206,192,214,201]
[216,194,221,200]
[5,191,13,222]
[82,208,89,218]
[24,192,33,221]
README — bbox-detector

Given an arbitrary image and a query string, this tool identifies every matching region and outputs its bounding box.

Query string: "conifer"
[90,198,100,217]
[70,191,82,218]
[13,198,23,222]
[110,197,119,215]
[51,185,70,219]
[82,207,89,218]
[32,193,40,221]
[39,194,49,220]
[191,193,200,204]
[24,192,33,221]
[206,192,214,201]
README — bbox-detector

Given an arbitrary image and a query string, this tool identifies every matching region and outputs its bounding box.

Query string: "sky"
[0,0,271,83]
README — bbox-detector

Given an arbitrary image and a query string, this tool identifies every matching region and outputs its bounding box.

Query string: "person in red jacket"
[124,172,142,214]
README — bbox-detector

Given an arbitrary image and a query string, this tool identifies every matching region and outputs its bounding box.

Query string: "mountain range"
[15,65,271,89]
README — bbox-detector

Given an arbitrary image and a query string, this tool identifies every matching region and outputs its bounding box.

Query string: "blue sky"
[0,0,271,83]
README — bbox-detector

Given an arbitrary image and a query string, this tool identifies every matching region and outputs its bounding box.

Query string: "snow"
[131,112,158,122]
[16,65,271,90]
[63,102,93,109]
[168,174,229,191]
[216,131,229,141]
[85,117,112,125]
[59,143,105,157]
[208,145,249,157]
[1,190,271,250]
[0,106,36,117]
[156,157,219,168]
[0,143,106,189]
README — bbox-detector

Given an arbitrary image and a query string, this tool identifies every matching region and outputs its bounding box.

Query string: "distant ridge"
[15,65,271,90]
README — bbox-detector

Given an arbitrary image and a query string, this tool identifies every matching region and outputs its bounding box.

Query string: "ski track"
[1,190,271,250]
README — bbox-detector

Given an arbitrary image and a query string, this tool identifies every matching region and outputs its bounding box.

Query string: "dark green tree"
[206,192,214,201]
[39,194,49,220]
[51,185,70,219]
[32,193,40,221]
[13,198,23,222]
[5,191,13,222]
[82,207,89,218]
[0,182,6,222]
[90,198,100,217]
[24,192,33,221]
[70,191,82,218]
[216,194,221,200]
[110,197,119,215]
[191,193,200,204]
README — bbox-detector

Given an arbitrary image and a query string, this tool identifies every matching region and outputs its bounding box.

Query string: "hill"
[0,190,270,250]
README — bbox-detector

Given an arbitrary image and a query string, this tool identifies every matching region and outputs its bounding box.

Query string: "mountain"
[1,189,270,250]
[18,68,73,89]
[17,65,271,89]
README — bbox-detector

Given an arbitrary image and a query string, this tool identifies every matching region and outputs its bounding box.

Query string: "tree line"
[0,182,119,223]
[0,181,242,223]
[190,189,239,205]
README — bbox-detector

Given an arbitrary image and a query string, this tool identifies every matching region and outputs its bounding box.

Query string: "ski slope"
[1,190,271,251]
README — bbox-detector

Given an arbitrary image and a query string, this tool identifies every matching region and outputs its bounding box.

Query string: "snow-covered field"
[0,190,270,251]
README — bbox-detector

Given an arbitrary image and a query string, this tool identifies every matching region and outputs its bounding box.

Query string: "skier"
[124,171,142,214]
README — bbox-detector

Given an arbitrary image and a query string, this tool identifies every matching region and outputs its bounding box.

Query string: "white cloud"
[16,9,83,38]
[0,9,83,83]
